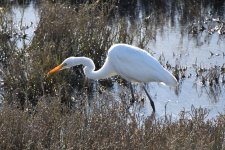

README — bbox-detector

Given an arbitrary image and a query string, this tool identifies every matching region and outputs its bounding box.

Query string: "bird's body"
[48,43,178,112]
[106,44,177,86]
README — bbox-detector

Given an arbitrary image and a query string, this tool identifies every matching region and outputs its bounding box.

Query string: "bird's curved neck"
[76,57,114,80]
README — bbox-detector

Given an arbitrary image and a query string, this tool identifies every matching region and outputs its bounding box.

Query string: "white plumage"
[48,43,178,112]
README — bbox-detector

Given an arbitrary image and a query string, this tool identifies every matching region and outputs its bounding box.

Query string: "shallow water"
[11,1,39,48]
[6,0,225,119]
[112,0,225,119]
[144,20,225,119]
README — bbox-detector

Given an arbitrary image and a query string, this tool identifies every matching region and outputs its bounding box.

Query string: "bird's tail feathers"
[161,70,178,87]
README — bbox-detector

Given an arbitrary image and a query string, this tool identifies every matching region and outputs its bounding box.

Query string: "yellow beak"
[47,64,63,76]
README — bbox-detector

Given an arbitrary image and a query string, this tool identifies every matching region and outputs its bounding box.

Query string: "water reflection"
[111,0,225,119]
[1,0,40,48]
[13,1,39,48]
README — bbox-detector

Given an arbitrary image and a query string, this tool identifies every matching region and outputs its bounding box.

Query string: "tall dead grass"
[0,95,224,149]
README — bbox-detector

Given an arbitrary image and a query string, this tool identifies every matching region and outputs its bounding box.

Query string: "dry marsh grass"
[0,96,224,149]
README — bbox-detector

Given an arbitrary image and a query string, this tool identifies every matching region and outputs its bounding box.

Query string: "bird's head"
[47,57,78,76]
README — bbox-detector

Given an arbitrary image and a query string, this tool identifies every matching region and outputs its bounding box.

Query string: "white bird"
[47,44,178,112]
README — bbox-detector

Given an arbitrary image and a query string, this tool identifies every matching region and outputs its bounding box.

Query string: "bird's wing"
[108,46,166,83]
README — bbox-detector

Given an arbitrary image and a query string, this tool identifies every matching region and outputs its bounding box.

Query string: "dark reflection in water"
[122,0,225,33]
[6,0,225,36]
[0,0,39,7]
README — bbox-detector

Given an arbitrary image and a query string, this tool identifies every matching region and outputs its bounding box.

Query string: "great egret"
[47,44,178,112]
